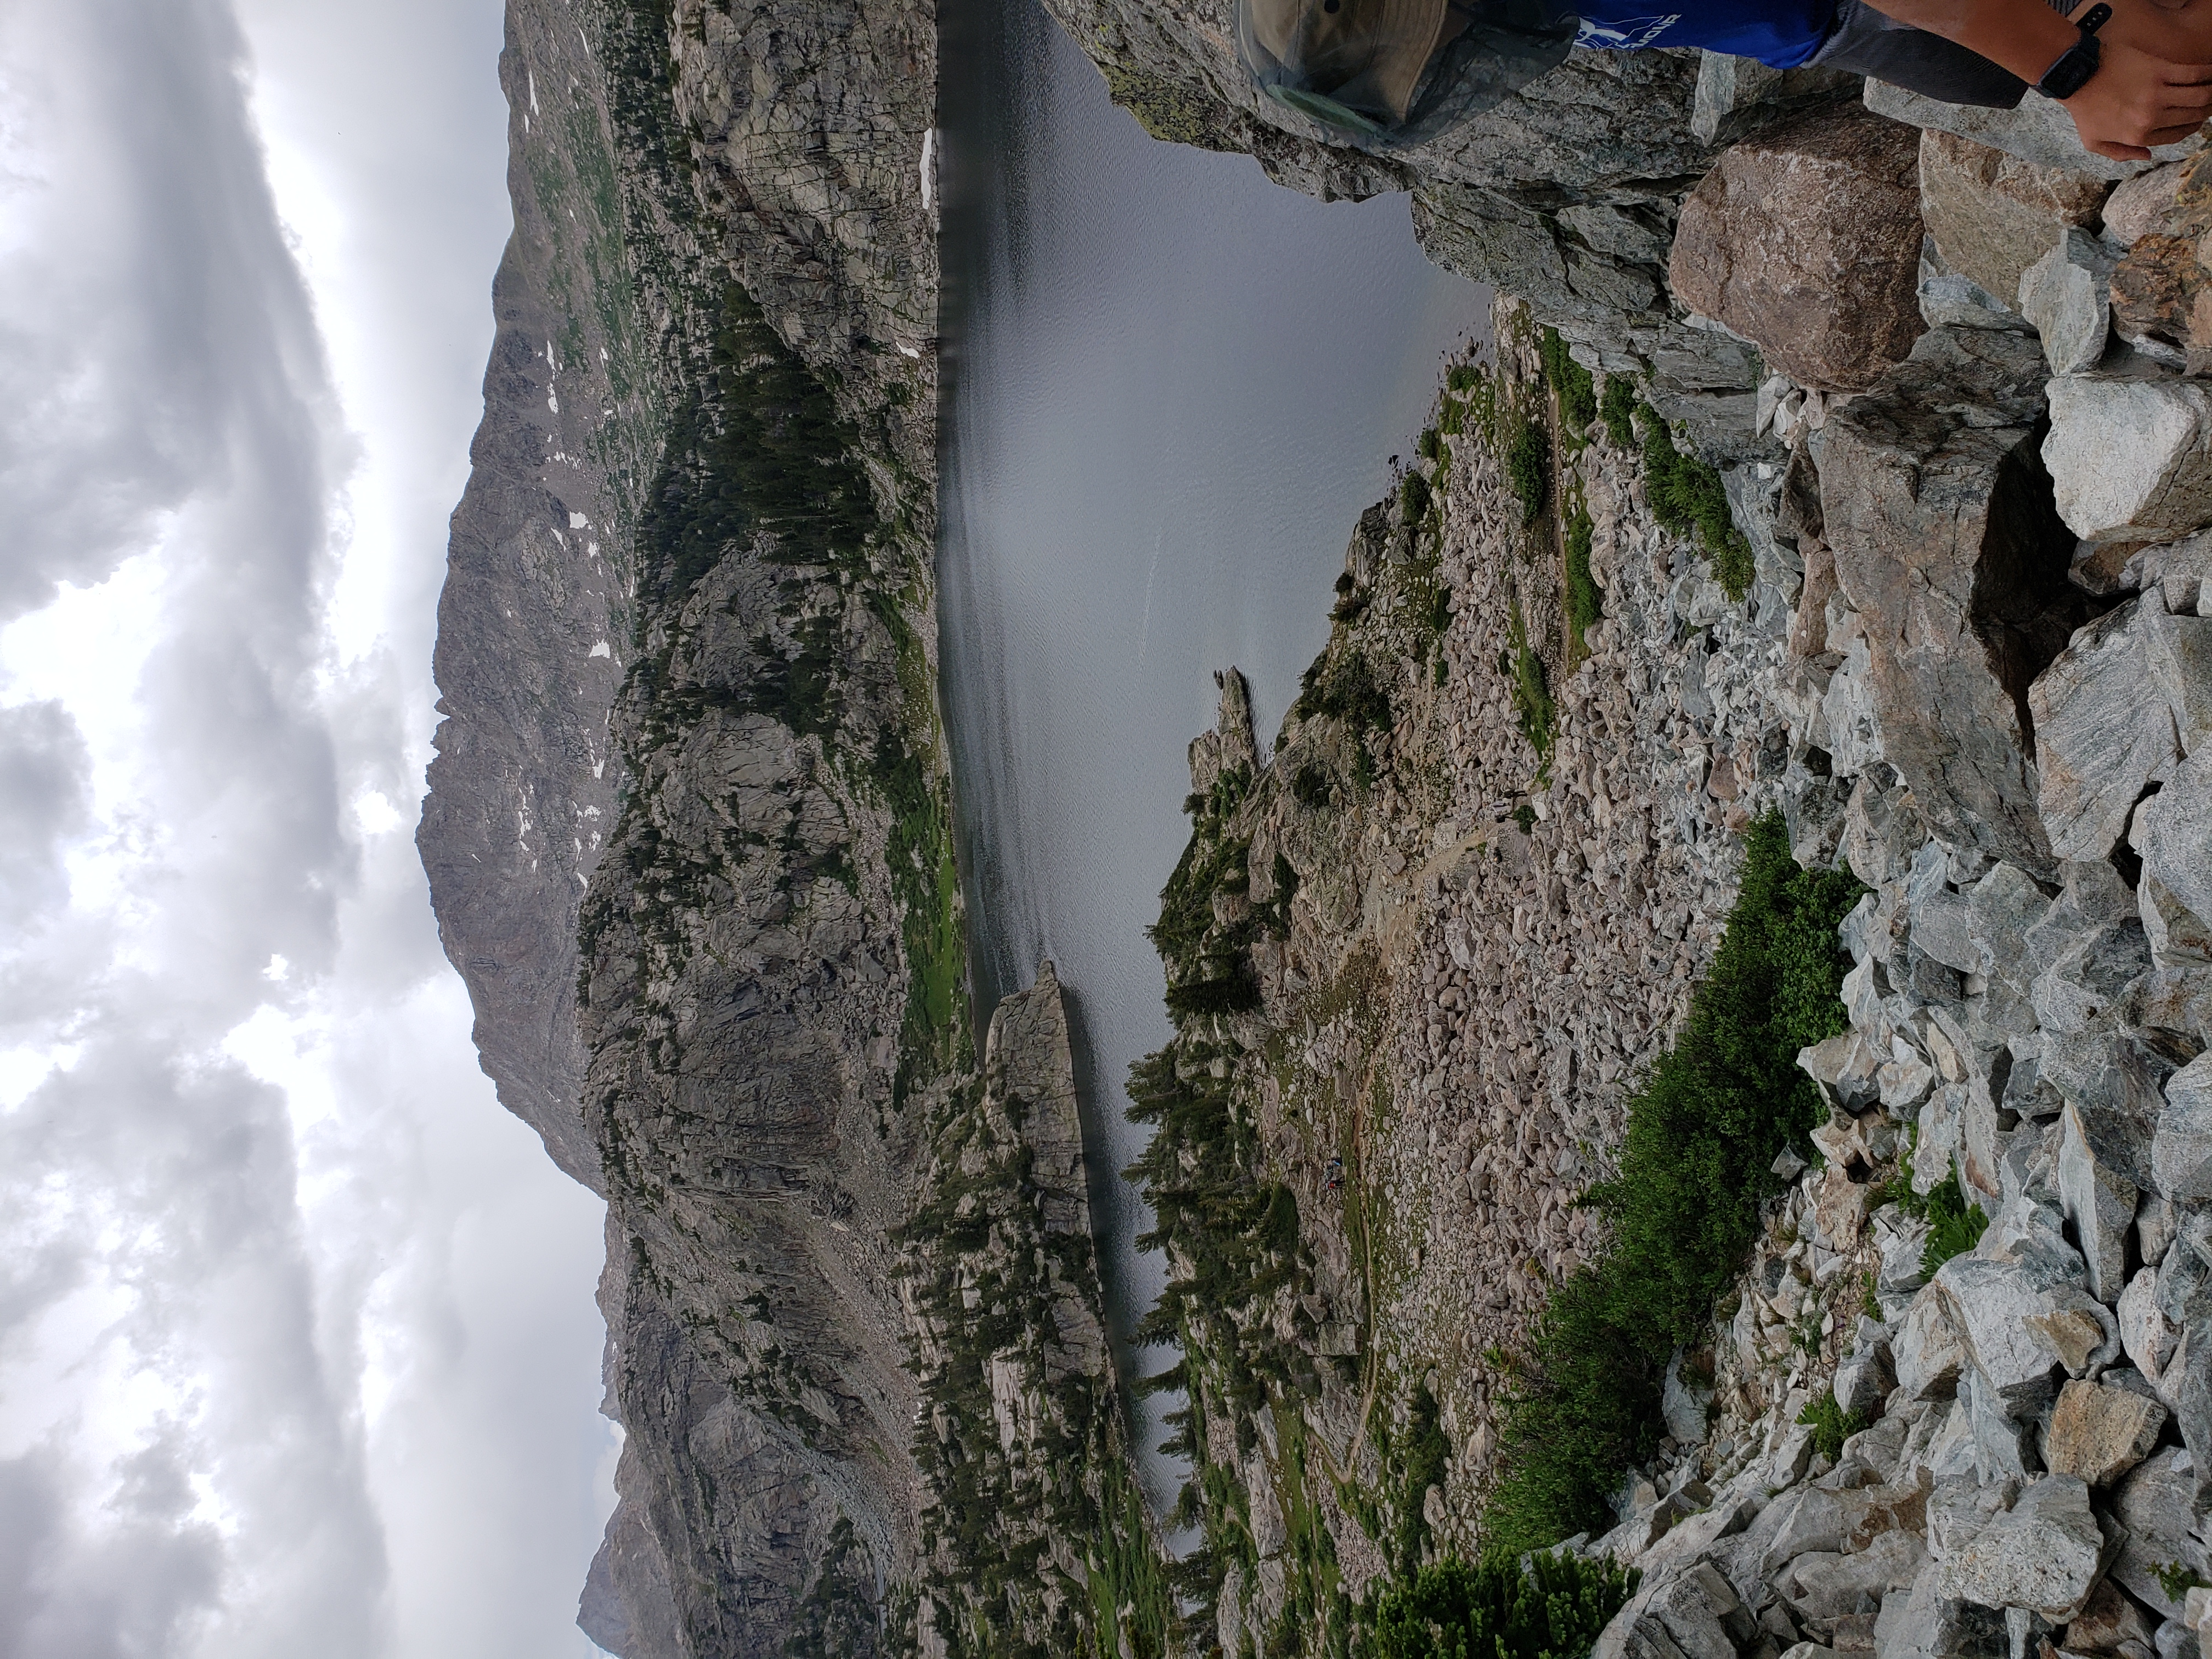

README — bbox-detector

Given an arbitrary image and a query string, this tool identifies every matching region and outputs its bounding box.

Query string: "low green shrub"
[1372,1550,1639,1659]
[1508,412,1550,527]
[1798,1391,1868,1462]
[1402,469,1435,523]
[1634,404,1754,601]
[1418,426,1446,464]
[1565,497,1600,650]
[1599,376,1637,449]
[1480,814,1863,1557]
[1299,650,1393,738]
[1504,608,1554,761]
[1918,1172,1988,1278]
[1540,328,1598,435]
[2155,1563,2211,1601]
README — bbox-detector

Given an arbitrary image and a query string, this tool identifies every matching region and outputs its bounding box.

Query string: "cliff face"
[566,0,951,1647]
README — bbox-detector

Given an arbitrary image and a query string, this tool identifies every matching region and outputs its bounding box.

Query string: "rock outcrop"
[1812,325,2083,878]
[1023,24,2212,1656]
[1668,106,1925,392]
[1040,0,1860,456]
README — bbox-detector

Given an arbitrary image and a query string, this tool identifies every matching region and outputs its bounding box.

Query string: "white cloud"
[0,0,616,1655]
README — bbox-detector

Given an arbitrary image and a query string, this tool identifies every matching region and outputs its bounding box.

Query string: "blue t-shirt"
[1571,0,1838,66]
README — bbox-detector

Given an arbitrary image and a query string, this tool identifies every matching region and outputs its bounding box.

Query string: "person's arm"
[1864,0,2212,159]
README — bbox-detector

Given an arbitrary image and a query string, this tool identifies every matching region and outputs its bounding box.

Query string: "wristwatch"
[2038,1,2112,100]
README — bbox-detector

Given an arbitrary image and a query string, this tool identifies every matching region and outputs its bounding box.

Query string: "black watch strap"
[2038,1,2112,99]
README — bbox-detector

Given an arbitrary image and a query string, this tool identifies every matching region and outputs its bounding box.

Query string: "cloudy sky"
[0,1,618,1654]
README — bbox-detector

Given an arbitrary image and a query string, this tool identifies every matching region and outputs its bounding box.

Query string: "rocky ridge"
[1047,18,2212,1659]
[419,0,658,1191]
[1037,0,1860,457]
[1549,114,2212,1659]
[1117,300,1816,1649]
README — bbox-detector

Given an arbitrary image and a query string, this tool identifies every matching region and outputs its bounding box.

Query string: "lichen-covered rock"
[2032,596,2184,862]
[1815,326,2084,877]
[2112,150,2212,372]
[2137,750,2212,978]
[2045,374,2212,544]
[2106,160,2191,247]
[2043,1378,2168,1486]
[1898,1289,1970,1400]
[1668,106,1926,392]
[2058,1102,2141,1302]
[1867,77,2200,181]
[1876,1556,2008,1659]
[2066,1575,2162,1658]
[1939,1474,2114,1621]
[1918,130,2111,319]
[2145,599,2212,754]
[2111,1447,2211,1618]
[2160,1052,2212,1200]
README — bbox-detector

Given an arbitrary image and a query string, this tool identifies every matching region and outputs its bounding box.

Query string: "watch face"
[2042,40,2099,99]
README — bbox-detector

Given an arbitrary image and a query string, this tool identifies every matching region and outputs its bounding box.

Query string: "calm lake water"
[934,0,1487,1511]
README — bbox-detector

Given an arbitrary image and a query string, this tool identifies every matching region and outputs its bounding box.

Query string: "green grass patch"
[1372,1550,1639,1659]
[1502,604,1554,762]
[1479,814,1863,1557]
[1634,404,1754,602]
[875,729,971,1109]
[1918,1172,1988,1278]
[1565,494,1599,653]
[1600,375,1637,449]
[1508,412,1550,528]
[1539,329,1597,439]
[2155,1563,2210,1601]
[1798,1391,1869,1462]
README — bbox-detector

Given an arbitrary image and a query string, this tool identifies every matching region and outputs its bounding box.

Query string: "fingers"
[2153,72,2212,101]
[2087,138,2157,157]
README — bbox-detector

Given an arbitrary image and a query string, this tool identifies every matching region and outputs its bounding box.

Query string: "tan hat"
[1236,0,1578,150]
[1239,0,1452,127]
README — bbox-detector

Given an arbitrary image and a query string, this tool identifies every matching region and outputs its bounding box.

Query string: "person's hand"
[2063,37,2212,159]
